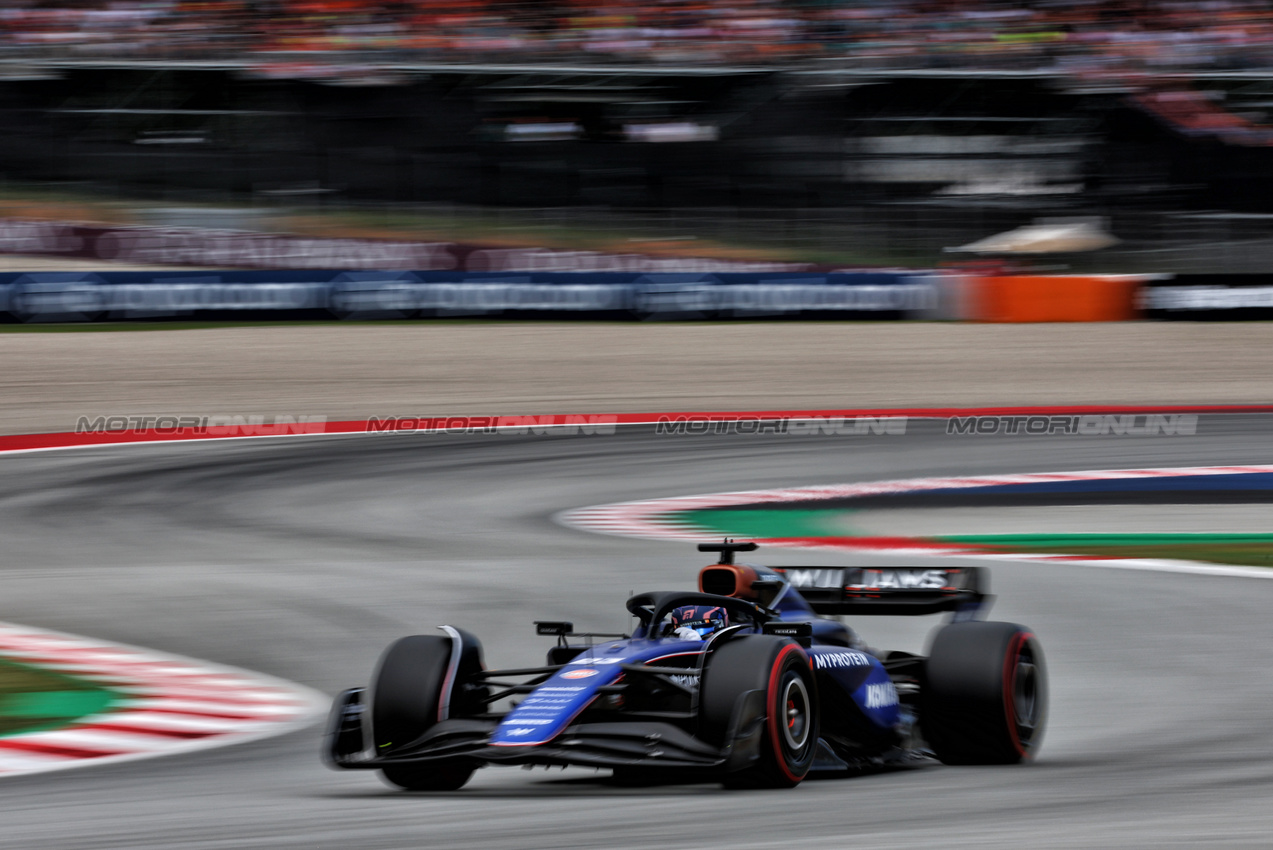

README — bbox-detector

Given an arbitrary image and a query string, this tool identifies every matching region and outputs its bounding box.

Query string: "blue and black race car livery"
[324,541,1046,790]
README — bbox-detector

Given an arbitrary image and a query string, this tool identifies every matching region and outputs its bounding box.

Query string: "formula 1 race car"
[324,541,1046,790]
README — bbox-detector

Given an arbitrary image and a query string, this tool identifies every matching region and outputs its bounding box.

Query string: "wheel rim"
[779,674,811,752]
[1013,648,1039,742]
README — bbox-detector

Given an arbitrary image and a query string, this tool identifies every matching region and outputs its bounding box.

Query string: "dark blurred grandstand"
[5,1,1273,269]
[3,1,1273,74]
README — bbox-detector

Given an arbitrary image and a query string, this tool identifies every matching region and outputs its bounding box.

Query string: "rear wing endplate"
[774,566,991,617]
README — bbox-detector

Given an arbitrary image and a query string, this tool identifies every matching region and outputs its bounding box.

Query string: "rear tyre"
[923,621,1046,765]
[701,636,818,788]
[371,634,477,791]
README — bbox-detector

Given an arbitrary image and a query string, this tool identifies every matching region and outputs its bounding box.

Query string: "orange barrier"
[969,275,1142,322]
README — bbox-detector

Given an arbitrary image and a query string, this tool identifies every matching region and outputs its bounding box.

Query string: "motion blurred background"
[4,10,1273,847]
[5,0,1273,272]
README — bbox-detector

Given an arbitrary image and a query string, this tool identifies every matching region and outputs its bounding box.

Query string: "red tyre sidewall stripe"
[1002,631,1032,758]
[766,643,808,783]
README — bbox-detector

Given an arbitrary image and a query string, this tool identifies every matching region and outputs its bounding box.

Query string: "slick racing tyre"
[701,636,818,789]
[371,634,480,791]
[922,621,1046,766]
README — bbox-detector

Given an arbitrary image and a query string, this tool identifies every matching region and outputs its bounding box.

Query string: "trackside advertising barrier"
[0,271,950,322]
[1138,274,1273,319]
[11,270,1264,323]
[964,274,1150,322]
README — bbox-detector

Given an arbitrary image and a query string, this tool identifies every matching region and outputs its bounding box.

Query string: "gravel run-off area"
[1,321,1269,435]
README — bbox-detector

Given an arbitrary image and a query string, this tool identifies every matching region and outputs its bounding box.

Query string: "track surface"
[2,417,1272,848]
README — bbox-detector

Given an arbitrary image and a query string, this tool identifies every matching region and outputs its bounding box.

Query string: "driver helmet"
[669,605,729,640]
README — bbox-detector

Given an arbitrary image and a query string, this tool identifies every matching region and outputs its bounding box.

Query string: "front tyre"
[701,636,819,788]
[923,621,1046,765]
[380,760,474,792]
[371,634,478,791]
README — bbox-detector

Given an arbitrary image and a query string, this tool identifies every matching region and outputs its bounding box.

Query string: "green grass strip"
[1020,545,1273,567]
[679,510,1273,568]
[935,533,1273,568]
[937,533,1273,546]
[676,508,858,540]
[0,657,124,737]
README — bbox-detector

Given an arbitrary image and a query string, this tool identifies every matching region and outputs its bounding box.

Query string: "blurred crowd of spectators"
[3,1,1273,76]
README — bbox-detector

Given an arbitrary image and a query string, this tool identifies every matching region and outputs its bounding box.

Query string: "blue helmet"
[669,605,729,639]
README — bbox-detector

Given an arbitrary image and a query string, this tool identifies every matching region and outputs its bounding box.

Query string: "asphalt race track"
[2,416,1272,849]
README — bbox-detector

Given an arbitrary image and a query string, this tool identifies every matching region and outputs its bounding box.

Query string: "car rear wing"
[773,566,991,617]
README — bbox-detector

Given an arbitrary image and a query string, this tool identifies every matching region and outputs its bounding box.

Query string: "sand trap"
[1,321,1270,435]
